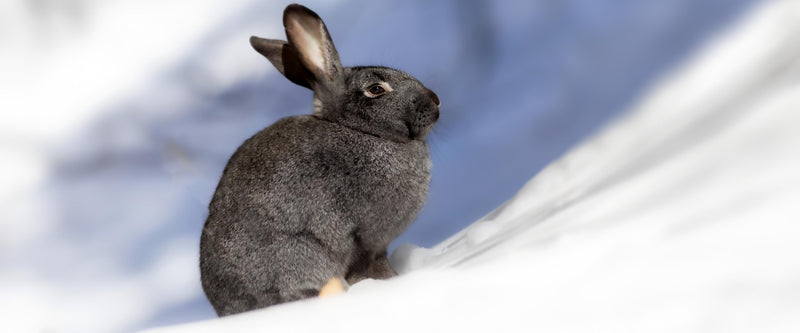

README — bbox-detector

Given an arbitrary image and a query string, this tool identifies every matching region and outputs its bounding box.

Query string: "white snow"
[0,1,268,331]
[0,0,260,249]
[144,0,800,331]
[0,0,788,332]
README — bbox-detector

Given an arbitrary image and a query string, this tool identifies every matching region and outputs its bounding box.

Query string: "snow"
[144,0,800,331]
[0,0,774,332]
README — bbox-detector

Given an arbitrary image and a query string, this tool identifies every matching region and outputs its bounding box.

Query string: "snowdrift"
[145,0,800,332]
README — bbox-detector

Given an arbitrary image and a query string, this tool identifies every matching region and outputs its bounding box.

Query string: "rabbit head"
[250,4,440,142]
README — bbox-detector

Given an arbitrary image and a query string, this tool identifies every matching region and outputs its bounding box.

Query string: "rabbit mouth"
[408,106,439,140]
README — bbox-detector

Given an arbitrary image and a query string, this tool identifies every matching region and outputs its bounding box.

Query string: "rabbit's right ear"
[282,4,344,94]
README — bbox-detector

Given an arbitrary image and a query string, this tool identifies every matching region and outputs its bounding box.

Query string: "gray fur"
[200,3,439,316]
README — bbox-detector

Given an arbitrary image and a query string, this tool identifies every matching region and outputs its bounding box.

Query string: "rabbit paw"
[318,277,347,297]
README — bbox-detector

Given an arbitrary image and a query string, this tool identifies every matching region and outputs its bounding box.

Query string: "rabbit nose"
[426,88,440,107]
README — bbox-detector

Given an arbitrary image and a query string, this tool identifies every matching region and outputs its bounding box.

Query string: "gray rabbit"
[199,4,440,316]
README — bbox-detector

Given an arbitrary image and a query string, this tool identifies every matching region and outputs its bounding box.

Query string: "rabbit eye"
[369,85,385,95]
[364,83,392,98]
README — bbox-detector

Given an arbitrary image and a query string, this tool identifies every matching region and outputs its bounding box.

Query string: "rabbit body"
[200,4,439,316]
[201,115,430,315]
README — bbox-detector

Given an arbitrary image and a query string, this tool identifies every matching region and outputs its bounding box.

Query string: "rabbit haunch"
[200,3,439,316]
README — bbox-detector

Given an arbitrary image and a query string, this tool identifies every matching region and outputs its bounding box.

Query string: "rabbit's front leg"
[345,251,397,285]
[365,254,397,280]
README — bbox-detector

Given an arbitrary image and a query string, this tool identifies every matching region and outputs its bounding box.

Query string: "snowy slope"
[0,0,767,332]
[145,0,800,331]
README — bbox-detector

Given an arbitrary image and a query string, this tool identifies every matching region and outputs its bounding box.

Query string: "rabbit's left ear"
[282,4,344,93]
[250,36,314,89]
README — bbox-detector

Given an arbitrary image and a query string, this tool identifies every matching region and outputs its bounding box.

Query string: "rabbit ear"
[250,36,314,89]
[282,4,344,92]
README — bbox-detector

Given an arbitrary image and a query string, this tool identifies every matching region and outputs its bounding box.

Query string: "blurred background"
[0,0,759,331]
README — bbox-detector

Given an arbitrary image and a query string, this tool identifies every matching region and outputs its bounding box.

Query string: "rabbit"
[199,3,440,316]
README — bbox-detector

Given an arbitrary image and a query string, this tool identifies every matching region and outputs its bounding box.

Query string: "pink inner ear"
[286,16,328,77]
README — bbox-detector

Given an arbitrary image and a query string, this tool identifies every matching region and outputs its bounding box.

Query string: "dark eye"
[363,82,393,98]
[368,85,386,95]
